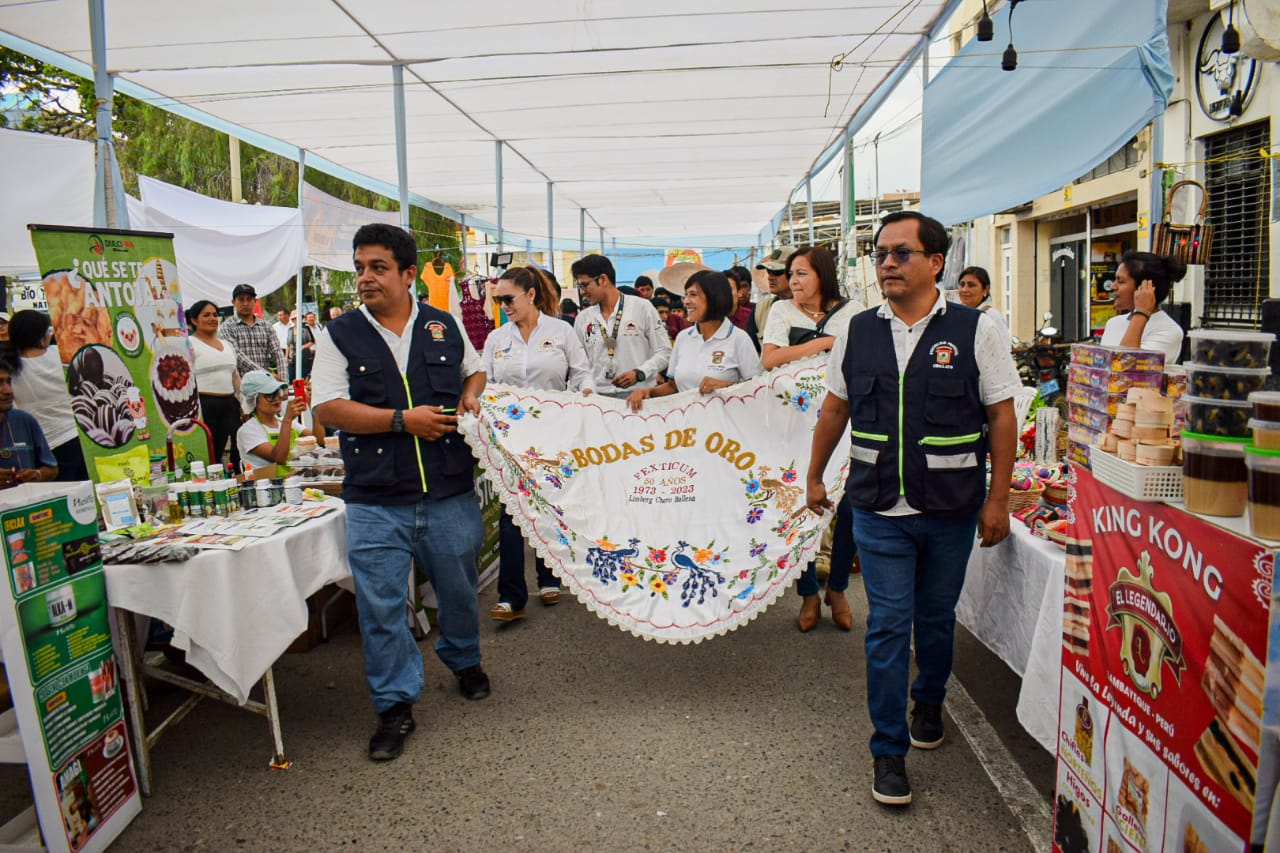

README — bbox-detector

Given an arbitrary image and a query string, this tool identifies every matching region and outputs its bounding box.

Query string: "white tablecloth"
[957,520,1064,677]
[103,501,350,704]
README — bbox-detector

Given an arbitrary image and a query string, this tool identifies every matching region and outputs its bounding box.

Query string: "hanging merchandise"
[457,275,493,351]
[1152,180,1213,265]
[420,252,455,314]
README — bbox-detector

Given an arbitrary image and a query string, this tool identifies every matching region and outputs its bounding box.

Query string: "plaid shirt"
[219,315,280,377]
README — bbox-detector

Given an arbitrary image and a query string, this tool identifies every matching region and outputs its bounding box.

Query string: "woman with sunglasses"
[483,265,594,622]
[760,246,863,633]
[235,370,323,472]
[186,299,242,465]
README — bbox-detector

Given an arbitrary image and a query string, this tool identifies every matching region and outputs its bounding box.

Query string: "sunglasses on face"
[493,292,524,307]
[873,247,930,266]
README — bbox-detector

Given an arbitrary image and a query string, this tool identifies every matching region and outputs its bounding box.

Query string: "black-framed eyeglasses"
[873,247,930,266]
[493,293,522,307]
[265,390,287,402]
[574,276,600,289]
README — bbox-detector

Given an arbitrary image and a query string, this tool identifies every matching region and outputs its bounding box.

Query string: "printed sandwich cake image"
[1195,615,1263,812]
[1063,548,1093,656]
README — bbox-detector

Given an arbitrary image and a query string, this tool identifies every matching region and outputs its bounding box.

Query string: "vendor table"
[957,518,1064,678]
[105,500,349,794]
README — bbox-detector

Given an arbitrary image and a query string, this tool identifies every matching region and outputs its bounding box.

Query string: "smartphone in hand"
[293,379,307,405]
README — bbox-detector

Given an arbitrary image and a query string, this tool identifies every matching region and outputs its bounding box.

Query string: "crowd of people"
[0,213,1190,808]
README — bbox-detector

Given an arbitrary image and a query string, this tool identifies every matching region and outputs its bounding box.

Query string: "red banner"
[1053,466,1273,852]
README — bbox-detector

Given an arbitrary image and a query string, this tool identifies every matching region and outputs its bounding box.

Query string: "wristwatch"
[390,409,405,433]
[634,369,647,382]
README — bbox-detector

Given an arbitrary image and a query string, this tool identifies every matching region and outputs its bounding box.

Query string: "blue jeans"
[797,492,856,597]
[853,508,979,757]
[346,492,483,714]
[497,512,558,610]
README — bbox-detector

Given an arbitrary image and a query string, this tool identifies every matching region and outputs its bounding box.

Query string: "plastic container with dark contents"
[1188,329,1275,369]
[1182,394,1252,437]
[1250,391,1280,422]
[1246,446,1280,539]
[1184,362,1270,401]
[1182,432,1248,517]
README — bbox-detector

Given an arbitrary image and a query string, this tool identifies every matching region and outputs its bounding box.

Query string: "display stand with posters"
[0,482,140,852]
[1053,466,1276,852]
[26,225,210,485]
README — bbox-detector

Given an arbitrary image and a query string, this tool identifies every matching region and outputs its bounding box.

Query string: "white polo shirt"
[574,293,671,397]
[667,319,762,392]
[483,312,595,393]
[311,301,482,407]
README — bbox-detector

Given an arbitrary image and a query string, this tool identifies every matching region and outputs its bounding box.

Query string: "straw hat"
[657,263,712,292]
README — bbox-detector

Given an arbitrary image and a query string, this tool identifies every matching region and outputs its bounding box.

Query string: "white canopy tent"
[0,128,94,276]
[0,0,963,248]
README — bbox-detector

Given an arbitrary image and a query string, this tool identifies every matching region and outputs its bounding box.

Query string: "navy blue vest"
[327,307,476,505]
[841,303,989,516]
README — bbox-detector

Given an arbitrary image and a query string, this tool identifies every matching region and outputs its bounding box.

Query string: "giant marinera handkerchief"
[460,357,850,643]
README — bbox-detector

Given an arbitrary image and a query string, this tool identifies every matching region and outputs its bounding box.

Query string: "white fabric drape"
[1,129,95,276]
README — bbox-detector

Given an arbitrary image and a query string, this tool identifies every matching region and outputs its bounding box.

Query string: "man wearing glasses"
[804,211,1019,807]
[312,224,491,763]
[746,246,795,351]
[571,254,670,398]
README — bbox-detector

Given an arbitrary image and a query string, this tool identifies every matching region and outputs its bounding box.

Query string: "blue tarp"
[921,0,1174,226]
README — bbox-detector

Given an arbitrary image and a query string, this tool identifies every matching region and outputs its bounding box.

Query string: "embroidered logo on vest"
[427,321,446,341]
[930,341,957,368]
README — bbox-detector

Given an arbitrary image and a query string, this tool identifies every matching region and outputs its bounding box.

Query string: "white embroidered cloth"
[461,357,849,643]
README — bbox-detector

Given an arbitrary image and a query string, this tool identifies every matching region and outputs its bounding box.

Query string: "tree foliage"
[1,47,461,309]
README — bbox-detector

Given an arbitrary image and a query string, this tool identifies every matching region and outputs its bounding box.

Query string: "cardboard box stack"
[1065,344,1165,467]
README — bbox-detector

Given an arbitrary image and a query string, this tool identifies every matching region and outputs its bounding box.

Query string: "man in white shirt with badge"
[572,254,671,398]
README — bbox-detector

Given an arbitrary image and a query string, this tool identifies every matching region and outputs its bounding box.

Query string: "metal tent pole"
[805,174,815,246]
[598,227,604,254]
[460,214,468,276]
[88,0,124,228]
[392,64,410,230]
[295,148,307,381]
[579,208,585,254]
[546,182,554,274]
[495,141,504,251]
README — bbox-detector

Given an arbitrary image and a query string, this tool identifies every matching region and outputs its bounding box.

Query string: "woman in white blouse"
[627,269,760,409]
[1100,252,1186,364]
[956,266,1010,343]
[759,246,863,633]
[185,300,242,466]
[8,310,85,480]
[483,265,594,623]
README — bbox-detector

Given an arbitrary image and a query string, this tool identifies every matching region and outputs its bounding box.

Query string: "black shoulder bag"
[787,299,848,347]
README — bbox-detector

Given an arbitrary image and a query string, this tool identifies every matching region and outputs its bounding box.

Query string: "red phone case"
[293,379,307,404]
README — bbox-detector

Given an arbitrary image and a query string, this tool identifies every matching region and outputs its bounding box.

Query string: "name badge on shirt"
[426,321,446,341]
[711,351,725,365]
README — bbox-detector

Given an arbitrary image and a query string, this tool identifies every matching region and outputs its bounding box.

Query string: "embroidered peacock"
[587,538,641,583]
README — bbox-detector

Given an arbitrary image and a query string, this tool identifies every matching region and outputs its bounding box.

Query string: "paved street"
[4,573,1056,851]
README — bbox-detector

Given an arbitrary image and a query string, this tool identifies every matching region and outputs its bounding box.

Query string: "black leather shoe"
[872,755,912,805]
[909,702,944,749]
[368,702,415,761]
[455,664,490,701]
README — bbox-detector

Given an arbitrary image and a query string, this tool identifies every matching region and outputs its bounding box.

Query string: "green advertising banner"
[0,482,139,850]
[27,225,210,484]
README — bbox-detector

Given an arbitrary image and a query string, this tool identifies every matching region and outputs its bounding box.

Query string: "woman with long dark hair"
[955,266,1008,341]
[760,246,864,632]
[483,265,594,622]
[186,300,242,466]
[7,310,87,481]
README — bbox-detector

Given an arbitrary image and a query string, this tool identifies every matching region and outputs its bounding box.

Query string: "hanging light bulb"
[1222,2,1240,54]
[977,0,994,41]
[1002,43,1018,71]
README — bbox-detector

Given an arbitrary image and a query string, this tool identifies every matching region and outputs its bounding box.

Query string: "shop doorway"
[1049,238,1087,340]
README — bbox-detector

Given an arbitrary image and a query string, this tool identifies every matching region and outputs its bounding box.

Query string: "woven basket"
[1044,483,1070,505]
[1008,485,1045,511]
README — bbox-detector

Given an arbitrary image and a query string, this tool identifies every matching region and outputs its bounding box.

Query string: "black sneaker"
[872,755,912,805]
[455,664,490,700]
[909,702,944,750]
[368,702,415,761]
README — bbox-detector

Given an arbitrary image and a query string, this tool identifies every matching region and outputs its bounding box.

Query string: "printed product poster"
[460,357,848,643]
[1053,466,1269,852]
[27,225,208,484]
[0,482,140,852]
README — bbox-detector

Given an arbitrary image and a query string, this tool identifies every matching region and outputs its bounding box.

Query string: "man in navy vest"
[805,211,1020,806]
[312,223,490,762]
